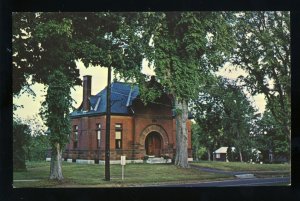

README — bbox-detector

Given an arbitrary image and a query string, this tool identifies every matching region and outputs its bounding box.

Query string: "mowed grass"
[191,161,291,172]
[13,161,232,188]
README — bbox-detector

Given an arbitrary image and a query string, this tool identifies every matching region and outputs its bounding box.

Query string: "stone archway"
[139,124,169,149]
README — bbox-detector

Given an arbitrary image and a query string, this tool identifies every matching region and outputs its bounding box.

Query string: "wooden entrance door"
[145,132,162,156]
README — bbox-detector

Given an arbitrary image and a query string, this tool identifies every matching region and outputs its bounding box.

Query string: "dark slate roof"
[70,81,193,119]
[70,82,139,118]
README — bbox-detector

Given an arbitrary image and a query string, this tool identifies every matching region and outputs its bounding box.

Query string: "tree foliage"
[13,12,81,180]
[13,118,31,171]
[40,70,73,146]
[12,13,81,97]
[192,123,216,161]
[135,12,235,167]
[63,12,236,168]
[40,69,74,180]
[22,116,49,161]
[254,109,290,162]
[231,11,290,140]
[140,12,235,101]
[192,76,257,162]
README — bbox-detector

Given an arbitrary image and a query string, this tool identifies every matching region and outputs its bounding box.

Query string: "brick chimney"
[82,75,92,111]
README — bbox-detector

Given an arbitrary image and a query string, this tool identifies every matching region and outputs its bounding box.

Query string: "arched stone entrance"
[139,124,169,157]
[145,132,162,156]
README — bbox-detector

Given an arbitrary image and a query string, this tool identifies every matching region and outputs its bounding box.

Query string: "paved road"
[190,164,251,175]
[143,165,290,187]
[149,177,290,187]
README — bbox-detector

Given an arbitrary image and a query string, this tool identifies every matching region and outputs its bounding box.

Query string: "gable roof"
[213,147,236,154]
[70,82,139,118]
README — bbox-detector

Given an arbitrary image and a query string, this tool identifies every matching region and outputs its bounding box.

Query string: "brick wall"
[64,96,193,160]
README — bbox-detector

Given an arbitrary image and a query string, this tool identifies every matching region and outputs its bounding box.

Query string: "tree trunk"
[194,146,198,161]
[239,150,243,162]
[207,149,211,161]
[174,99,190,168]
[49,142,64,180]
[287,125,291,163]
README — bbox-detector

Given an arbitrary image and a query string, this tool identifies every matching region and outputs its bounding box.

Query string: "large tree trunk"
[174,99,190,168]
[49,142,64,180]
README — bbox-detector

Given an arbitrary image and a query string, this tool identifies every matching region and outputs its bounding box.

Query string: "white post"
[121,156,126,180]
[122,165,124,180]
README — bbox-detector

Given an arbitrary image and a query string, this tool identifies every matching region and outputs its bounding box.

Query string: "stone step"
[146,157,172,164]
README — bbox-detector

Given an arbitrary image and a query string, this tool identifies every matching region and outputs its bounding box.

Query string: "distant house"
[213,147,262,162]
[51,75,193,164]
[213,147,235,162]
[268,150,288,163]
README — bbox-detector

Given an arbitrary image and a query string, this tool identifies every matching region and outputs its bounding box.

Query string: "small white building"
[213,147,235,162]
[251,148,261,162]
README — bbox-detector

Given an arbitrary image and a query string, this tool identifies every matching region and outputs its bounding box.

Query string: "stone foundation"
[76,159,95,164]
[98,160,144,165]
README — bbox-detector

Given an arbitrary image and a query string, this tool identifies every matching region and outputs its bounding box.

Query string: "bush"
[13,120,31,171]
[26,134,49,161]
[143,155,149,161]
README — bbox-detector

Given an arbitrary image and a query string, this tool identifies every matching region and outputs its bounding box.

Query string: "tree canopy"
[12,12,81,96]
[40,69,74,180]
[136,12,235,167]
[192,76,257,162]
[13,12,80,180]
[63,12,236,168]
[231,11,290,140]
[13,118,31,171]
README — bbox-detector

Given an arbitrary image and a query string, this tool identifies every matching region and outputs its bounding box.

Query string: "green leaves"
[140,12,236,103]
[231,11,290,139]
[255,109,290,159]
[35,18,73,40]
[13,13,81,95]
[40,69,73,148]
[192,76,257,155]
[13,119,31,170]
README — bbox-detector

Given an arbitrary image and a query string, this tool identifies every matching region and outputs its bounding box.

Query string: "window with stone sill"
[115,124,122,149]
[96,123,101,148]
[73,125,78,149]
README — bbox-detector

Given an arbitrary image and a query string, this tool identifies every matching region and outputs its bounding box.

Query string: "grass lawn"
[191,161,290,171]
[191,161,290,178]
[13,161,232,188]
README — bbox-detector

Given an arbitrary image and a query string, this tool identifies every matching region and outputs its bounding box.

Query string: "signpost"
[121,156,126,180]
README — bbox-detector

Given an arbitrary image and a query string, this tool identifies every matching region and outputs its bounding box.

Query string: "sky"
[215,62,266,114]
[13,60,266,125]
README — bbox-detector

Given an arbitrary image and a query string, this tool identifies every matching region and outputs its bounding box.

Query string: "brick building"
[62,75,193,164]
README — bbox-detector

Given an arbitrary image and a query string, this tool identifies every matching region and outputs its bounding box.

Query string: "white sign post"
[121,156,126,180]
